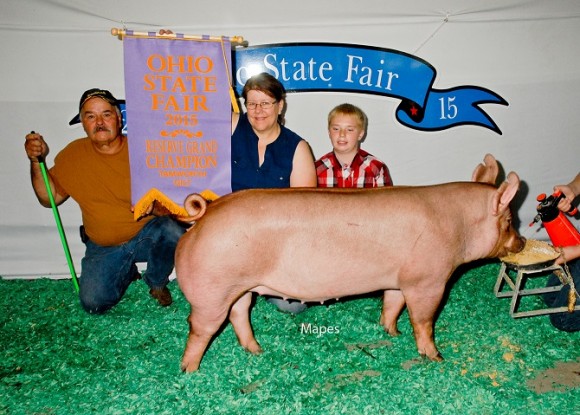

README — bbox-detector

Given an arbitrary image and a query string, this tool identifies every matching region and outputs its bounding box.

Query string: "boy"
[315,103,393,187]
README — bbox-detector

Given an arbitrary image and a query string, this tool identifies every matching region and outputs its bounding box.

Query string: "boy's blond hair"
[327,103,368,132]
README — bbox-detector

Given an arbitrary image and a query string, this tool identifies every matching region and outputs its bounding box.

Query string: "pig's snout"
[513,235,526,253]
[492,226,525,259]
[502,234,526,257]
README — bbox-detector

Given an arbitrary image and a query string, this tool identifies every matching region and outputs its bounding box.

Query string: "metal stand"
[494,262,579,318]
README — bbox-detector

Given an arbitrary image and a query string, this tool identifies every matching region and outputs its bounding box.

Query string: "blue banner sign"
[234,43,507,134]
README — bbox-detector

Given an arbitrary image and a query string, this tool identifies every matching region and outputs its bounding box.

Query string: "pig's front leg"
[405,285,446,362]
[380,289,406,336]
[229,292,262,355]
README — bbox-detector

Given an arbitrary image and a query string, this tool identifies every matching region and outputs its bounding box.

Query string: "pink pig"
[175,154,525,372]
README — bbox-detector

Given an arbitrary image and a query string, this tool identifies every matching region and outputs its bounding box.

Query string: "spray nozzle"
[529,214,541,227]
[535,191,578,224]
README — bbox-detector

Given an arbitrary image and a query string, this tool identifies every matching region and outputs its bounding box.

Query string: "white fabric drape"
[2,0,580,277]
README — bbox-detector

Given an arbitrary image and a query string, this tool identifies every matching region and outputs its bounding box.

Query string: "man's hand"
[555,244,580,264]
[25,132,49,163]
[554,173,580,213]
[133,200,175,221]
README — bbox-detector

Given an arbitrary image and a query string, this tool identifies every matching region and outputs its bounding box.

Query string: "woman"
[231,72,317,313]
[231,72,317,191]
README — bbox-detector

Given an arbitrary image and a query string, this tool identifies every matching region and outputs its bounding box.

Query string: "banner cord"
[220,38,240,114]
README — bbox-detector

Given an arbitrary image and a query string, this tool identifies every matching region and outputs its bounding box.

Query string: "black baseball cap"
[69,88,120,125]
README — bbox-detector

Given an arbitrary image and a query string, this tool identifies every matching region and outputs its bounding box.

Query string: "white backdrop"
[2,0,580,277]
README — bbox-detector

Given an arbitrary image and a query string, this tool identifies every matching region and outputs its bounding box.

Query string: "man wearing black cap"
[24,88,186,314]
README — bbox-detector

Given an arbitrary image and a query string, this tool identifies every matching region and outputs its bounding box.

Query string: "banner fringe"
[133,188,220,221]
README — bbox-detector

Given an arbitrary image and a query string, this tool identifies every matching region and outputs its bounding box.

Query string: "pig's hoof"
[419,351,444,362]
[244,343,263,355]
[180,361,200,373]
[384,327,401,337]
[430,353,444,362]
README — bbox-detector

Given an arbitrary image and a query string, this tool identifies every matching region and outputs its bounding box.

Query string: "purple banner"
[123,35,232,219]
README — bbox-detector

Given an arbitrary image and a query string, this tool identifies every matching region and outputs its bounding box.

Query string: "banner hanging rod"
[111,28,247,46]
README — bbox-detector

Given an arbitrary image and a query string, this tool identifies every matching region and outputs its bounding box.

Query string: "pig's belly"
[241,255,401,302]
[249,279,393,303]
[250,285,328,302]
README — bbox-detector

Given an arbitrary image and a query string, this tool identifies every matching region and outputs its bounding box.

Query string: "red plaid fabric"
[315,149,393,188]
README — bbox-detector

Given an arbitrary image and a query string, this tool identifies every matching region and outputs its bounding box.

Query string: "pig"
[175,154,525,372]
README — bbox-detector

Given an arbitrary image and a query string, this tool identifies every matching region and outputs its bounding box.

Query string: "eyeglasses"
[245,101,278,110]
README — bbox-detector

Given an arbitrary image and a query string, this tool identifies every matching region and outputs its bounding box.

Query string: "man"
[543,172,580,332]
[24,88,186,314]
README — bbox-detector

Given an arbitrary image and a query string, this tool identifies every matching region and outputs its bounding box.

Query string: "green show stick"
[32,131,79,292]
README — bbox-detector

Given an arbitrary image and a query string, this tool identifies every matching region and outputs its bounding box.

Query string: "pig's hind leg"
[181,304,230,373]
[229,292,263,354]
[380,289,406,336]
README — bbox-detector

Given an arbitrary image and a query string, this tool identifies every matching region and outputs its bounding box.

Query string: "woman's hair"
[327,103,368,132]
[242,72,286,102]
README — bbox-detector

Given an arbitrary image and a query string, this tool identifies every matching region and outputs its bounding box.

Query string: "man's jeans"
[543,258,580,332]
[79,216,186,313]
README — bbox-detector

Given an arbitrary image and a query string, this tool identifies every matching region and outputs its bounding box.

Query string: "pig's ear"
[492,172,520,215]
[471,153,499,184]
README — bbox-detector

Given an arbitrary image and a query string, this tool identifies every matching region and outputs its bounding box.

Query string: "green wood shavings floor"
[1,262,578,414]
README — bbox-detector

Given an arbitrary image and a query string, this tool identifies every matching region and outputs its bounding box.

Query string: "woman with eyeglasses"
[231,72,317,192]
[231,72,317,314]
